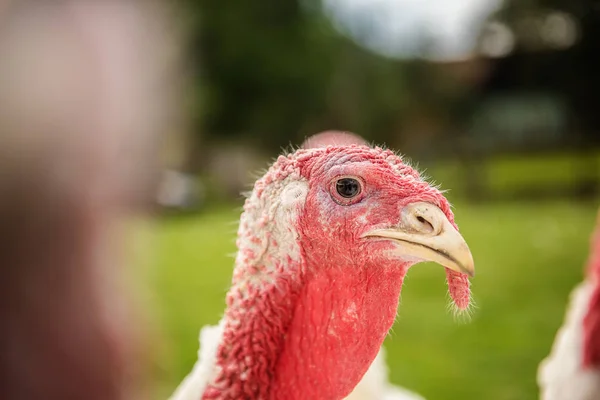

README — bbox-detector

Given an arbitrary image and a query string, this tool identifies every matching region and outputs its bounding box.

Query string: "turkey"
[171,131,475,400]
[538,207,600,400]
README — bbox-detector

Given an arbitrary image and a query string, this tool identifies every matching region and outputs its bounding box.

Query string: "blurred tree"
[463,0,600,200]
[483,0,600,149]
[181,0,337,152]
[179,0,423,157]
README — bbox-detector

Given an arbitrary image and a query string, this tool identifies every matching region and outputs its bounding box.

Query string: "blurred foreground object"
[538,209,600,400]
[0,1,182,399]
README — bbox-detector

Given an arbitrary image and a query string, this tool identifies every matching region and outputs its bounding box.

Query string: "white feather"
[169,321,224,400]
[344,346,425,400]
[538,281,600,400]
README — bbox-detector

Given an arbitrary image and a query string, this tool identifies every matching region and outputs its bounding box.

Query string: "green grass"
[423,152,600,200]
[144,200,599,400]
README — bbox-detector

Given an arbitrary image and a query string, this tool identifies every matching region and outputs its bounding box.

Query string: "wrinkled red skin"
[583,212,600,367]
[203,142,470,400]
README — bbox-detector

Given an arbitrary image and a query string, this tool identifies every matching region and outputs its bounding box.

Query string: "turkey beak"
[364,202,475,277]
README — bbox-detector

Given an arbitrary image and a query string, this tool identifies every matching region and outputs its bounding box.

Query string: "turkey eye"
[336,178,361,198]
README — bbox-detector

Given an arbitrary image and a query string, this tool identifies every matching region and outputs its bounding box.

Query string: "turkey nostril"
[416,215,434,233]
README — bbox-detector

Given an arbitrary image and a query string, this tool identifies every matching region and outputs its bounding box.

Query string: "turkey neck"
[201,265,302,400]
[272,266,404,399]
[203,262,405,400]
